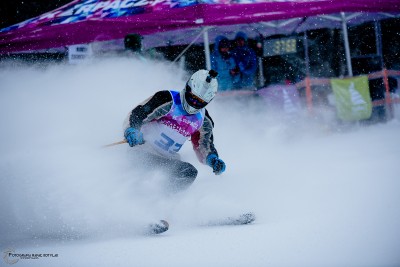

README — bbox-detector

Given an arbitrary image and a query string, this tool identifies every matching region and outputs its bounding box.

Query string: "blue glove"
[206,154,226,175]
[124,127,144,147]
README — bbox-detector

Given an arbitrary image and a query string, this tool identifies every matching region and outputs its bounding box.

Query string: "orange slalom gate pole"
[383,68,393,119]
[305,76,313,113]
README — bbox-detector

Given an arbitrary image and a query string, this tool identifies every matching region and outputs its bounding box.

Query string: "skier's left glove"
[206,154,226,175]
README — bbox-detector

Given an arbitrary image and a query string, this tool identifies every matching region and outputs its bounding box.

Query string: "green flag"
[330,76,372,121]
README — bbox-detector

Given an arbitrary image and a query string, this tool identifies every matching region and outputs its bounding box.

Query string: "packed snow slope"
[1,58,400,267]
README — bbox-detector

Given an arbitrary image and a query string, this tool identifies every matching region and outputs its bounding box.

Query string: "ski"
[206,212,256,227]
[147,220,169,235]
[145,213,254,235]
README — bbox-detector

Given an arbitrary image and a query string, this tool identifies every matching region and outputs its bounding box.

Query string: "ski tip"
[160,220,169,229]
[148,220,169,235]
[243,212,256,224]
[216,212,256,226]
[240,212,256,224]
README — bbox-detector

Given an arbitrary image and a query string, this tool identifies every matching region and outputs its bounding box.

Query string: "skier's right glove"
[124,127,144,147]
[206,154,226,175]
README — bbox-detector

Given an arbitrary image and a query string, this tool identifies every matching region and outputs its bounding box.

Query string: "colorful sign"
[331,76,372,121]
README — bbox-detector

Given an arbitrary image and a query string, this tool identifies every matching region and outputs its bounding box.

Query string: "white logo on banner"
[283,89,297,114]
[348,82,367,115]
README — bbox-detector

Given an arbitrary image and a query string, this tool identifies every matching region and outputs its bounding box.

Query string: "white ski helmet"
[181,69,218,114]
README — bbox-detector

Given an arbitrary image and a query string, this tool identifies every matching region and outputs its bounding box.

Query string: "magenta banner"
[1,0,399,54]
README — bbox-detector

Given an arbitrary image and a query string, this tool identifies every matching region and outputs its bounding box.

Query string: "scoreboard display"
[263,37,297,57]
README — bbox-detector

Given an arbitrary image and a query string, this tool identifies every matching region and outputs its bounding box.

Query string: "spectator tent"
[1,0,399,69]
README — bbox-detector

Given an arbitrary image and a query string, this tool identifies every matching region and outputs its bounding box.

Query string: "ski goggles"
[185,85,208,109]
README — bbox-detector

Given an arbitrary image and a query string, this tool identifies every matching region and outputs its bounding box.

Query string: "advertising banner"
[331,76,372,121]
[1,0,399,54]
[257,84,300,115]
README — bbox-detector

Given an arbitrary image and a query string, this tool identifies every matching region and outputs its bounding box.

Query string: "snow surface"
[1,58,400,267]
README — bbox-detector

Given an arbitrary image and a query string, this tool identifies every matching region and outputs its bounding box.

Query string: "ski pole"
[102,140,127,148]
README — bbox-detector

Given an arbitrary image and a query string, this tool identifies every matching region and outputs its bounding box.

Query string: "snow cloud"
[0,57,399,266]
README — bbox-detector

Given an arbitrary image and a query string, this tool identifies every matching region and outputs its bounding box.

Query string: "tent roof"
[1,0,400,54]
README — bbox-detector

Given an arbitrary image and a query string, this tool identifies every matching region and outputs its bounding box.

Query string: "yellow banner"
[330,76,372,121]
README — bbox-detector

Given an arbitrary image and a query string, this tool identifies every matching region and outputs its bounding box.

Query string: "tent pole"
[172,28,208,64]
[303,30,311,77]
[374,20,384,69]
[341,12,353,77]
[203,28,211,70]
[258,57,264,88]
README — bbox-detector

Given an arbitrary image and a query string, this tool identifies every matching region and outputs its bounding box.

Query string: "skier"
[123,69,226,191]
